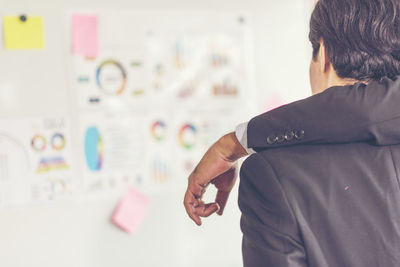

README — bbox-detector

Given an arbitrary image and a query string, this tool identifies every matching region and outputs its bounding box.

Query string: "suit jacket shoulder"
[247,77,400,151]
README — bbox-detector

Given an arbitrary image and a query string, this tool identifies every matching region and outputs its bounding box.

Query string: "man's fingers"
[184,154,235,225]
[183,190,202,226]
[188,208,202,226]
[194,202,220,218]
[188,176,209,198]
[184,190,219,225]
[215,190,230,216]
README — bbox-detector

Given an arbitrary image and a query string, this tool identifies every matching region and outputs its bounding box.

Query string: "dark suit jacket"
[239,143,400,267]
[239,77,400,266]
[247,77,400,151]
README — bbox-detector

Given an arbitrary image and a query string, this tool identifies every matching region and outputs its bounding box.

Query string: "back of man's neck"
[324,72,363,92]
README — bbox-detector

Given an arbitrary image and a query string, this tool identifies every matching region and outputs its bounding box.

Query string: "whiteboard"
[0,1,311,266]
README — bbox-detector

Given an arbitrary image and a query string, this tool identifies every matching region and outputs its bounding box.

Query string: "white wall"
[0,0,311,266]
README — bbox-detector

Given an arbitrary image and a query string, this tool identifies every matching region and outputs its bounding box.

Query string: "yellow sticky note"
[3,16,45,49]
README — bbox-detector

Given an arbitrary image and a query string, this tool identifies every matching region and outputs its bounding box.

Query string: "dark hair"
[309,0,400,81]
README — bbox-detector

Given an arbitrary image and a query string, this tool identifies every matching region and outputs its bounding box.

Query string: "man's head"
[309,0,400,94]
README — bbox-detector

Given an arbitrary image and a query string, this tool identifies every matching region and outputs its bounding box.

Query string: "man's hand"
[183,132,248,226]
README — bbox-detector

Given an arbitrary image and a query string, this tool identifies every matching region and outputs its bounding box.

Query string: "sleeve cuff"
[235,121,256,155]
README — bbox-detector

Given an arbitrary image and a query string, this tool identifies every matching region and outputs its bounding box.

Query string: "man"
[184,0,400,266]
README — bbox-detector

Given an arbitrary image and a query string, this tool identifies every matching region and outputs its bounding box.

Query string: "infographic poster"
[0,117,75,207]
[73,48,149,109]
[78,111,149,197]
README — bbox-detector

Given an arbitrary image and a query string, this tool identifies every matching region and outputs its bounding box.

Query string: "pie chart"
[96,60,127,95]
[178,123,197,150]
[84,127,103,172]
[151,120,166,141]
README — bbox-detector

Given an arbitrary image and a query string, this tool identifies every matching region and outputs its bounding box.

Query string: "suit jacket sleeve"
[239,154,307,267]
[247,77,400,151]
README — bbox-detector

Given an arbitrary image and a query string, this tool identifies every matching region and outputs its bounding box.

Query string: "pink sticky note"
[71,14,99,57]
[111,187,150,234]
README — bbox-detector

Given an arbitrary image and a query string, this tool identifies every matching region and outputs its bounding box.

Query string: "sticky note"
[71,14,99,57]
[3,16,45,49]
[111,187,150,234]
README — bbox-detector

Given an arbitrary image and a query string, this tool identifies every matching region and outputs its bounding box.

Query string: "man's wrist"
[235,121,256,154]
[218,132,248,162]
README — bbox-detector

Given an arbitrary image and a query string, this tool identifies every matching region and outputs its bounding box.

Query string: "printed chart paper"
[0,117,75,207]
[78,111,148,197]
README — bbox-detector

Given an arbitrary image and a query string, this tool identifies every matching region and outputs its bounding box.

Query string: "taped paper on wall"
[79,111,148,197]
[71,14,99,57]
[0,117,75,207]
[3,16,45,49]
[111,186,150,234]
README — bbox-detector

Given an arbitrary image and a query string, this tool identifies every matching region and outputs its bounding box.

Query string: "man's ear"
[319,39,331,73]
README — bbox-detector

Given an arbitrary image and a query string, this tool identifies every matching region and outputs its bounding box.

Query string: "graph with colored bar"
[36,156,69,173]
[84,126,103,172]
[151,157,170,184]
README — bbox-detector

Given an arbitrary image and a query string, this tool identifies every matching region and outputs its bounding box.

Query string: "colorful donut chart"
[151,120,166,141]
[84,127,103,172]
[50,133,66,151]
[31,135,46,152]
[178,123,197,150]
[96,60,127,95]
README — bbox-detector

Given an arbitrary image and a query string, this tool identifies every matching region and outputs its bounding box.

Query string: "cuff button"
[267,135,277,144]
[295,129,305,139]
[285,131,295,141]
[277,134,285,143]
